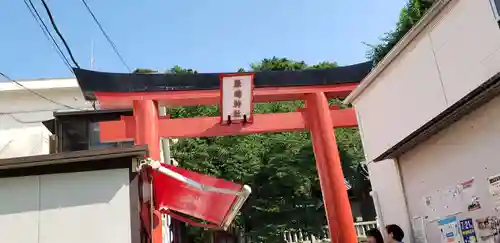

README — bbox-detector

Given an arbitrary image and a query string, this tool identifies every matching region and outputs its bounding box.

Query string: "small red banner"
[153,164,245,228]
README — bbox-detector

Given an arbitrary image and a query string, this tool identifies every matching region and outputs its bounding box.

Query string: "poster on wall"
[476,216,500,242]
[438,216,461,243]
[488,174,500,211]
[460,179,481,212]
[459,218,477,243]
[412,216,428,243]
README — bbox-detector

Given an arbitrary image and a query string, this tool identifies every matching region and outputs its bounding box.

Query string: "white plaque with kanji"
[220,74,254,124]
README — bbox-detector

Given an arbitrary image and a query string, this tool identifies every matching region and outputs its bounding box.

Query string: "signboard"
[438,216,460,243]
[220,73,254,124]
[154,163,250,229]
[488,173,500,211]
[459,218,477,243]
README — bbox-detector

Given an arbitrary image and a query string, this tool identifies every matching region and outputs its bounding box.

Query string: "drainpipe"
[361,161,385,231]
[370,190,385,231]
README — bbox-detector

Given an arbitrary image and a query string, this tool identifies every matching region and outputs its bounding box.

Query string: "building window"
[60,119,89,152]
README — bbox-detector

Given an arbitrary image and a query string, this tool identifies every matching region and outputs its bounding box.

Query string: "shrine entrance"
[74,61,372,243]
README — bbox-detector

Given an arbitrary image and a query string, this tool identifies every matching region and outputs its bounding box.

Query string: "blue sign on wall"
[460,218,477,243]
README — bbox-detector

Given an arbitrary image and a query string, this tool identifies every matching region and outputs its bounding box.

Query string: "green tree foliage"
[367,0,434,64]
[167,65,198,74]
[133,68,158,73]
[158,58,367,242]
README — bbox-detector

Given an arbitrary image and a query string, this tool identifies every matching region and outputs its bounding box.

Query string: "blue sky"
[0,0,406,80]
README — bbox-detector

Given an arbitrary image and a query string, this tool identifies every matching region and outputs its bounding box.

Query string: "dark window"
[55,111,134,153]
[60,118,88,152]
[88,122,133,150]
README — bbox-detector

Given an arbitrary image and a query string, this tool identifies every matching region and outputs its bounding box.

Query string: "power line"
[39,0,81,68]
[0,113,49,124]
[80,0,131,72]
[23,0,74,73]
[0,108,80,115]
[0,72,82,111]
[24,0,72,72]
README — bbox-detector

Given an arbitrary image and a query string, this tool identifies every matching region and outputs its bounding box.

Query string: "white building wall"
[0,79,92,159]
[0,169,132,243]
[399,94,500,243]
[366,159,413,240]
[0,175,40,243]
[354,0,500,161]
[350,1,500,242]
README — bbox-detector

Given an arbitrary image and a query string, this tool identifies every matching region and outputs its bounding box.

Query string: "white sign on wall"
[220,74,254,124]
[488,173,500,211]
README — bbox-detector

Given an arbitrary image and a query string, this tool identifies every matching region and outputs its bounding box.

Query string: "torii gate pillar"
[133,99,160,160]
[306,92,358,243]
[133,99,163,243]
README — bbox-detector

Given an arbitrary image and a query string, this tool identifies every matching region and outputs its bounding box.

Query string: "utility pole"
[90,40,95,69]
[159,106,171,164]
[159,105,172,243]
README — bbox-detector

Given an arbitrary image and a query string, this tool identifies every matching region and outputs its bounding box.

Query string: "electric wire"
[25,0,72,71]
[23,1,97,110]
[0,109,58,114]
[0,113,49,124]
[1,108,79,115]
[0,72,82,111]
[23,0,74,73]
[39,0,81,68]
[80,0,132,72]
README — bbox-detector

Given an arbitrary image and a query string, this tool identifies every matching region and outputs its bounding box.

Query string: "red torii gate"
[74,62,371,243]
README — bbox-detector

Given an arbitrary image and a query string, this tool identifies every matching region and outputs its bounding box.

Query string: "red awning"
[150,162,250,230]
